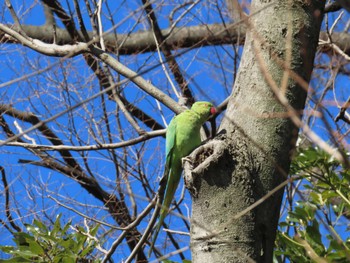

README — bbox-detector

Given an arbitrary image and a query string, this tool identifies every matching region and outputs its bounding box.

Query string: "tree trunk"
[185,1,325,262]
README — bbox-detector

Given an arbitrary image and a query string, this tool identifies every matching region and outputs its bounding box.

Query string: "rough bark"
[186,1,325,262]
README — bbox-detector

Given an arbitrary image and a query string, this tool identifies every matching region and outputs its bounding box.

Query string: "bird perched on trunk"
[149,101,216,255]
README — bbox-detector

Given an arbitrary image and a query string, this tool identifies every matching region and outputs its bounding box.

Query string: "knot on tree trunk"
[183,139,230,198]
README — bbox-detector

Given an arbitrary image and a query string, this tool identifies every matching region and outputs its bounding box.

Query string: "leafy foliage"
[0,214,102,263]
[275,147,350,262]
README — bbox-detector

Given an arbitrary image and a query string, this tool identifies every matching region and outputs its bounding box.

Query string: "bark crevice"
[184,132,263,261]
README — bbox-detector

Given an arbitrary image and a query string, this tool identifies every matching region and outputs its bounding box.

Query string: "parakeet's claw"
[181,156,193,168]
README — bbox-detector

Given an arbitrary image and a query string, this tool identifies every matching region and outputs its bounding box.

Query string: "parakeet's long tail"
[148,174,179,257]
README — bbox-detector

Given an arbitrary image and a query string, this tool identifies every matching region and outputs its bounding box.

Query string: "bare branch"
[0,104,81,170]
[1,166,22,232]
[0,22,246,54]
[335,96,350,124]
[2,130,165,151]
[4,0,25,35]
[102,196,158,263]
[72,0,89,41]
[89,45,183,113]
[3,21,350,62]
[0,106,147,260]
[325,1,342,13]
[48,195,122,229]
[110,84,145,135]
[41,0,83,41]
[142,0,194,104]
[41,0,167,151]
[0,23,87,57]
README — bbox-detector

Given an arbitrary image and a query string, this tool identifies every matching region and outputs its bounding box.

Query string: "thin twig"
[89,45,182,113]
[73,0,90,41]
[48,195,122,229]
[150,246,189,263]
[111,85,145,135]
[5,0,25,35]
[142,0,194,104]
[96,0,105,50]
[151,19,180,99]
[124,197,161,263]
[101,196,158,262]
[70,223,109,254]
[1,166,22,232]
[335,96,350,124]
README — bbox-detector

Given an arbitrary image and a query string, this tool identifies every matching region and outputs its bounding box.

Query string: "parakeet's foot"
[181,156,193,168]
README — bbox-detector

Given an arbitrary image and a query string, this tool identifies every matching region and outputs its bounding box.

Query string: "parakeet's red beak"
[210,107,216,115]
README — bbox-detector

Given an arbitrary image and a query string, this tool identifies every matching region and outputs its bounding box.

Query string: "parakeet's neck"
[189,109,210,126]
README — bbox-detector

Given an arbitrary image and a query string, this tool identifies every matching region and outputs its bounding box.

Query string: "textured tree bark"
[186,1,325,262]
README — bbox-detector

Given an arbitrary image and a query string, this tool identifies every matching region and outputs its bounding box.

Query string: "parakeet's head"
[191,101,216,118]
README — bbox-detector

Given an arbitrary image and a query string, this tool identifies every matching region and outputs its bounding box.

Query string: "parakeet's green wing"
[148,117,177,256]
[163,117,177,180]
[165,118,176,168]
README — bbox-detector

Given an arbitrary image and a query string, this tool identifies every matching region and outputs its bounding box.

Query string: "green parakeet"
[149,101,216,255]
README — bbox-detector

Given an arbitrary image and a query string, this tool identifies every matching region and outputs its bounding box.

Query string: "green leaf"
[321,190,339,200]
[33,219,48,234]
[0,256,33,262]
[305,220,324,255]
[0,215,104,262]
[26,239,45,255]
[51,214,62,237]
[276,146,350,262]
[61,219,72,234]
[89,223,100,237]
[309,192,323,205]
